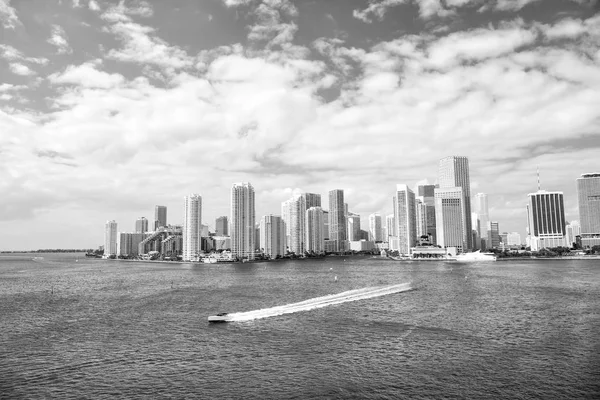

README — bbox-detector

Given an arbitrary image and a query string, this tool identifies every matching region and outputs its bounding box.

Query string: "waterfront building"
[154,206,167,230]
[394,184,417,255]
[369,213,383,242]
[104,220,118,256]
[349,240,376,252]
[434,187,466,252]
[490,221,501,248]
[231,182,256,260]
[135,217,148,234]
[322,210,329,240]
[183,194,202,261]
[139,226,182,257]
[117,232,147,257]
[260,215,286,259]
[302,193,322,210]
[213,236,232,251]
[282,194,306,255]
[438,156,473,250]
[385,214,395,242]
[215,216,228,236]
[566,221,581,248]
[526,190,567,251]
[329,189,347,252]
[306,207,325,253]
[473,193,490,249]
[577,173,600,247]
[347,213,361,242]
[506,232,522,246]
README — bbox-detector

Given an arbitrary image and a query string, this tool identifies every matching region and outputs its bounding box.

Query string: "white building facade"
[183,194,202,261]
[231,182,256,260]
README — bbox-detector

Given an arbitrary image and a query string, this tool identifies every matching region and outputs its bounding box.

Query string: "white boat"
[208,313,231,323]
[455,250,497,262]
[202,257,218,264]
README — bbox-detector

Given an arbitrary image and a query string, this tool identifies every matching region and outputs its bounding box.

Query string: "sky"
[1,0,599,250]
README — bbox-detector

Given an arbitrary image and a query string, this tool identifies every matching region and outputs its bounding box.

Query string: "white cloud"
[48,61,125,88]
[0,44,49,65]
[353,0,406,23]
[47,25,73,55]
[88,0,100,11]
[9,63,35,76]
[0,0,20,29]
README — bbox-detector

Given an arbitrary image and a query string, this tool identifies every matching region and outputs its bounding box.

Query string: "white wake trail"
[227,283,412,322]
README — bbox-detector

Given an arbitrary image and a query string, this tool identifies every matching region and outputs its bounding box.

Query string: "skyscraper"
[526,190,567,251]
[566,221,581,248]
[347,213,361,241]
[283,194,306,255]
[154,206,167,230]
[135,217,148,234]
[394,184,417,255]
[490,221,501,248]
[328,189,347,252]
[302,193,322,210]
[473,193,490,249]
[183,194,202,261]
[434,187,466,251]
[368,213,383,242]
[260,215,285,259]
[577,173,600,247]
[385,214,395,241]
[216,216,228,236]
[231,182,256,260]
[306,206,325,253]
[322,210,329,240]
[438,156,473,250]
[104,220,117,256]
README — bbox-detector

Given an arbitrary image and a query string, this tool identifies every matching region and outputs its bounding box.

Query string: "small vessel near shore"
[455,250,497,262]
[208,313,231,323]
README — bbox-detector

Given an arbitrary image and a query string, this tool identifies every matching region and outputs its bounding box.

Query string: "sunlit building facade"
[577,173,600,247]
[183,194,202,261]
[231,182,256,260]
[526,190,567,251]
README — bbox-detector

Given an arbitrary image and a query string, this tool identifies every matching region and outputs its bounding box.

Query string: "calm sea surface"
[1,253,599,399]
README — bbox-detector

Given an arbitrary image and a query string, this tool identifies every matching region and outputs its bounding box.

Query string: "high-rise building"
[368,213,383,242]
[283,194,306,255]
[566,221,581,248]
[490,221,500,248]
[104,220,118,256]
[302,193,322,210]
[260,215,286,258]
[526,190,567,251]
[183,194,202,261]
[322,210,329,240]
[385,214,395,241]
[135,217,148,234]
[347,213,361,241]
[328,189,347,252]
[577,173,600,247]
[435,187,466,252]
[506,232,522,246]
[306,207,325,253]
[394,184,417,255]
[154,206,167,230]
[473,193,490,249]
[231,182,256,260]
[438,156,473,250]
[117,232,147,257]
[215,216,228,236]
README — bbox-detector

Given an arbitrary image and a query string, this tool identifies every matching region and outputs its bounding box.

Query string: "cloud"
[48,60,126,88]
[47,25,73,55]
[0,44,49,65]
[9,63,36,76]
[353,0,406,23]
[88,0,100,11]
[0,0,20,29]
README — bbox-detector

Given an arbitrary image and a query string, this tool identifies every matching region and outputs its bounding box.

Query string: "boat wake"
[227,283,412,322]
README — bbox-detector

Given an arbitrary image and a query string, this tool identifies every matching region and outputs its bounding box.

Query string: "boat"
[202,257,218,264]
[208,313,231,323]
[455,250,497,262]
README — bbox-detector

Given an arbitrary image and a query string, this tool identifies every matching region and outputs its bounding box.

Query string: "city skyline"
[2,0,600,250]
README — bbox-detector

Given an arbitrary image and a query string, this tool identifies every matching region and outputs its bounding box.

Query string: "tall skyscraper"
[526,190,567,251]
[231,182,256,260]
[347,213,361,241]
[473,193,490,249]
[306,206,325,253]
[154,206,167,230]
[104,220,118,256]
[438,156,473,250]
[135,217,148,234]
[328,189,347,252]
[394,184,417,254]
[368,213,383,242]
[282,194,306,255]
[577,173,600,247]
[434,187,466,251]
[322,210,329,240]
[490,221,500,248]
[385,214,395,241]
[183,194,202,261]
[302,193,322,210]
[566,221,581,247]
[216,216,228,236]
[260,215,286,258]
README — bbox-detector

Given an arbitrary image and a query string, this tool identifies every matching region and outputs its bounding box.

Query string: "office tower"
[306,207,325,253]
[385,214,395,241]
[490,221,500,248]
[394,184,417,254]
[473,193,490,249]
[347,213,361,241]
[302,193,322,210]
[322,210,329,240]
[566,221,581,247]
[577,173,600,247]
[255,224,261,250]
[117,232,146,257]
[231,182,256,260]
[135,217,148,234]
[434,187,466,251]
[104,220,118,256]
[154,206,167,230]
[418,184,437,201]
[183,194,202,261]
[526,190,567,251]
[416,199,427,238]
[215,216,228,236]
[369,213,383,242]
[260,215,286,258]
[282,194,306,254]
[329,189,347,252]
[438,156,473,250]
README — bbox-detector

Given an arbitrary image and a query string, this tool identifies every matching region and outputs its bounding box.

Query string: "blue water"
[1,254,599,399]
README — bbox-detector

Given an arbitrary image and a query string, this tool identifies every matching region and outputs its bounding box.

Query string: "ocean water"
[1,253,599,399]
